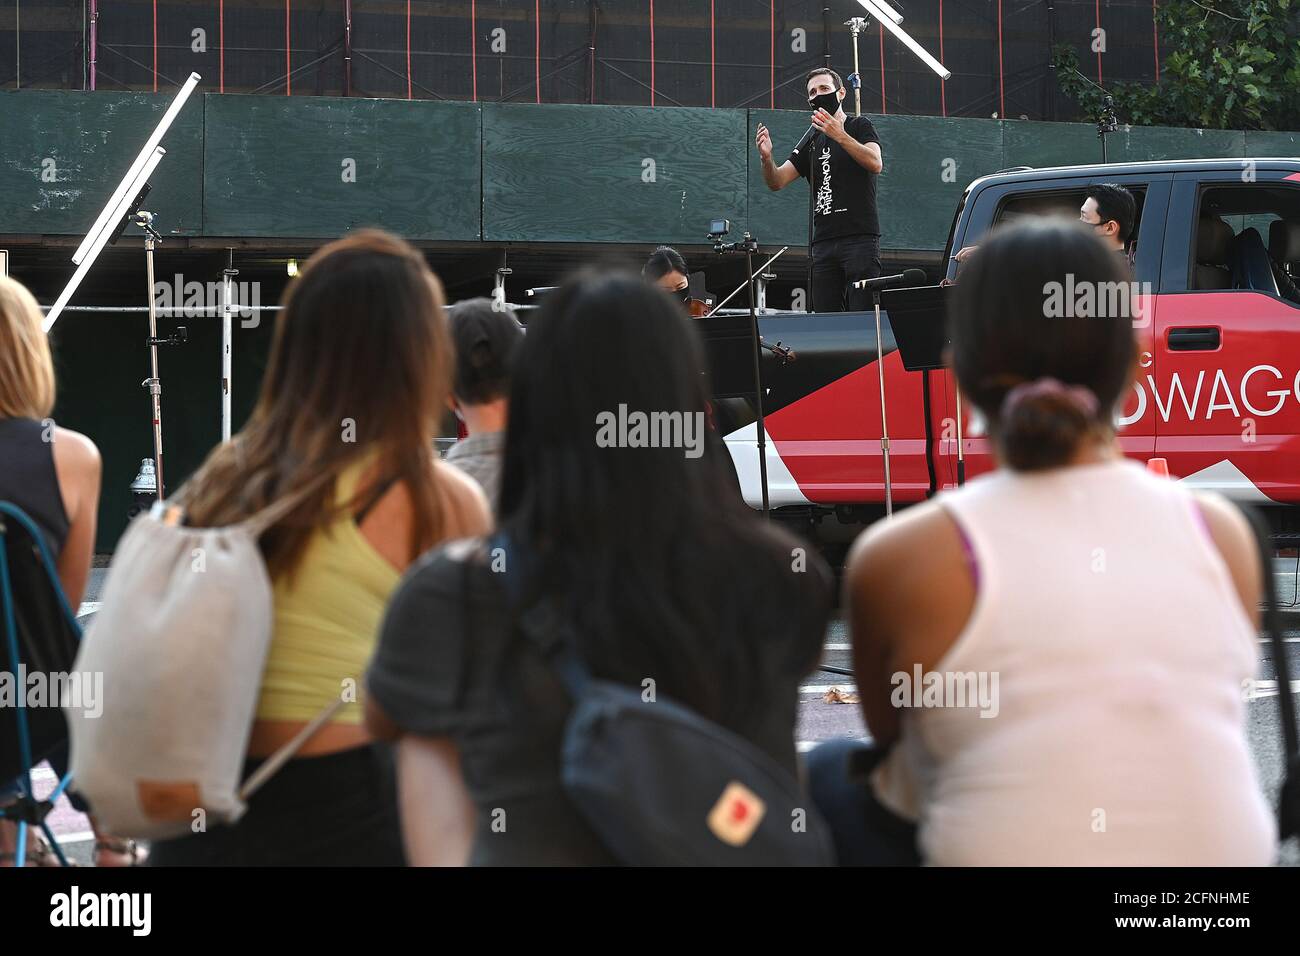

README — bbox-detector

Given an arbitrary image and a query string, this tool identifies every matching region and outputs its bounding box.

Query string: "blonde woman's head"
[0,275,55,420]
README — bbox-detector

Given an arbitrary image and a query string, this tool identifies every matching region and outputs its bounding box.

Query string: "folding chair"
[0,501,82,867]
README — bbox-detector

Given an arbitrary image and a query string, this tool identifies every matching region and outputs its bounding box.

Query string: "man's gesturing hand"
[755,123,774,162]
[811,108,845,144]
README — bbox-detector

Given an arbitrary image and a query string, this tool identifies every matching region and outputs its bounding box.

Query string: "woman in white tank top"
[820,218,1276,866]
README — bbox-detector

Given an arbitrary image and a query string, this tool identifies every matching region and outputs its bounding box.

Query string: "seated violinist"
[642,245,691,304]
[642,245,714,317]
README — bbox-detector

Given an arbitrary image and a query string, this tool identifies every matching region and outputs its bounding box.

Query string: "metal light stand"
[755,269,776,313]
[714,231,770,518]
[494,264,512,306]
[220,250,236,442]
[845,16,870,117]
[137,211,186,501]
[869,286,894,516]
[954,390,966,486]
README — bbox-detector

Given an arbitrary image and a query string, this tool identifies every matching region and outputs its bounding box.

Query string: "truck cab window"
[995,187,1146,259]
[1192,185,1300,305]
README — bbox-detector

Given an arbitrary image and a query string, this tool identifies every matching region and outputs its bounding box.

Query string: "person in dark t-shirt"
[756,67,884,313]
[365,270,832,866]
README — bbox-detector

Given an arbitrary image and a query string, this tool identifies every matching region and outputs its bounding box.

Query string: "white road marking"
[76,601,100,618]
[823,643,851,651]
[1248,679,1300,699]
[800,683,858,695]
[797,738,872,753]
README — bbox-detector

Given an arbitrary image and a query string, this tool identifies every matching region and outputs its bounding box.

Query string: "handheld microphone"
[789,123,817,157]
[853,268,928,290]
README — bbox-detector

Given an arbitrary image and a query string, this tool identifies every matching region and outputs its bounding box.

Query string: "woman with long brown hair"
[148,229,490,866]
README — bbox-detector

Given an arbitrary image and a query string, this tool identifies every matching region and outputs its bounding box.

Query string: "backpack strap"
[166,469,336,539]
[236,698,346,802]
[488,531,591,698]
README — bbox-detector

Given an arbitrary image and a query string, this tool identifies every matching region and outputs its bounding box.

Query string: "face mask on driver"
[808,90,841,116]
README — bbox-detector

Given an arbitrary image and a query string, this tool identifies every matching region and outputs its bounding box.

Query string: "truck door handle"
[1167,327,1220,351]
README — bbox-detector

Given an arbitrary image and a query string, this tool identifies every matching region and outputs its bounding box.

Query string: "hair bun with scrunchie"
[998,377,1100,471]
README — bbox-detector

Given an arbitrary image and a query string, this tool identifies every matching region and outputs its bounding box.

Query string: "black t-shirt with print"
[789,114,881,244]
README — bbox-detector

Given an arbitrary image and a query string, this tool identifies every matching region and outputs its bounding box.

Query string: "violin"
[761,338,795,364]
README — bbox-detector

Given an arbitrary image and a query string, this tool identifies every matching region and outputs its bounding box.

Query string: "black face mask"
[808,91,841,116]
[673,286,692,304]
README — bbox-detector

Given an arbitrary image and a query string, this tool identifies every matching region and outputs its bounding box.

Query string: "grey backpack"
[67,487,339,839]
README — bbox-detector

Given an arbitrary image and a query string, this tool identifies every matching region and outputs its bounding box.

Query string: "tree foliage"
[1053,0,1300,130]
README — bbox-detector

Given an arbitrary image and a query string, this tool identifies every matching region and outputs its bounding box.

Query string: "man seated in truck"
[952,183,1136,269]
[1078,183,1136,264]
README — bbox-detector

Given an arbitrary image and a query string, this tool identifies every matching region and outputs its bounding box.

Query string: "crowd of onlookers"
[0,219,1281,865]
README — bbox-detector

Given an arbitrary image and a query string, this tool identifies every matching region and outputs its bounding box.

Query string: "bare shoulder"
[51,427,101,477]
[434,458,492,535]
[1193,490,1256,548]
[845,495,976,670]
[846,498,966,599]
[1192,491,1263,617]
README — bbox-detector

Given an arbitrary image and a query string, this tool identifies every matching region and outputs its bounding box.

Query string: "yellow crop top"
[254,455,401,725]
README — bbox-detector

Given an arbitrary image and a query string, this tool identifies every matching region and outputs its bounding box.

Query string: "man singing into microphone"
[755,68,884,312]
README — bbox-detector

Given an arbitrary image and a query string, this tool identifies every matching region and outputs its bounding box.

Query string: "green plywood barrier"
[482,103,747,244]
[873,115,1004,250]
[1108,125,1245,162]
[745,108,819,248]
[1003,120,1104,169]
[1003,121,1244,167]
[203,95,481,240]
[1245,131,1300,158]
[0,91,204,237]
[3,92,1298,254]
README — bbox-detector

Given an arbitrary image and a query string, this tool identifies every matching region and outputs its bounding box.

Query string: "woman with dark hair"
[366,270,832,865]
[642,245,691,304]
[148,229,491,866]
[812,218,1276,865]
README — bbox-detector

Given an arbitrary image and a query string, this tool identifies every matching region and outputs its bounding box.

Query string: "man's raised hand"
[811,108,845,144]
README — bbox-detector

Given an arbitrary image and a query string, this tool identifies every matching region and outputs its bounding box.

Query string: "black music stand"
[879,284,967,486]
[881,284,949,371]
